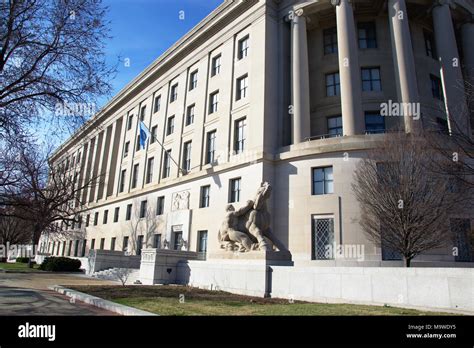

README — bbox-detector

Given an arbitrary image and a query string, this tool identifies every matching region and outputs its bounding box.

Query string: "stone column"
[290,9,311,143]
[462,21,474,130]
[334,0,364,135]
[432,1,470,135]
[388,0,419,133]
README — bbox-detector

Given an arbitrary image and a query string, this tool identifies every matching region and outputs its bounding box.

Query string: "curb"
[49,285,158,316]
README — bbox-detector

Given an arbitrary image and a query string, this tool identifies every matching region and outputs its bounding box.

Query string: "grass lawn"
[68,285,450,316]
[0,262,43,272]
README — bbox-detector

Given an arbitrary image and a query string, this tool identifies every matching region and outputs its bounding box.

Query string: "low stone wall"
[87,250,141,274]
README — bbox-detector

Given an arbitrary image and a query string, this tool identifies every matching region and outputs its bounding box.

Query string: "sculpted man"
[220,200,257,252]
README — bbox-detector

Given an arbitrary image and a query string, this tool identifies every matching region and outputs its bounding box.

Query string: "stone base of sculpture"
[208,249,292,265]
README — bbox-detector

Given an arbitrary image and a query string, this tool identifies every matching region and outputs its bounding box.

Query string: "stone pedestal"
[208,250,293,265]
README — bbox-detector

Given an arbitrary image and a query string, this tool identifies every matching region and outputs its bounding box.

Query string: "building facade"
[41,0,474,266]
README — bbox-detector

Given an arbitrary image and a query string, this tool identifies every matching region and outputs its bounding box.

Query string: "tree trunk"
[403,256,411,267]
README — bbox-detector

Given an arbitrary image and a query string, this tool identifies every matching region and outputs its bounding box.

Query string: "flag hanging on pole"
[139,121,151,149]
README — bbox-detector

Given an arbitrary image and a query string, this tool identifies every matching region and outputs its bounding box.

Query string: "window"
[110,237,116,251]
[312,167,334,195]
[238,35,249,59]
[197,230,208,254]
[77,152,81,164]
[182,141,192,172]
[81,240,87,257]
[236,75,248,100]
[151,126,157,143]
[206,130,216,164]
[163,150,172,178]
[172,232,182,251]
[126,204,132,221]
[209,91,219,114]
[186,104,195,126]
[234,118,246,154]
[132,164,139,189]
[451,219,473,262]
[424,30,437,59]
[327,116,343,137]
[326,72,340,97]
[119,169,126,193]
[103,210,108,224]
[93,212,99,226]
[135,135,141,152]
[156,196,165,215]
[189,70,198,90]
[153,234,162,249]
[211,55,221,76]
[139,200,147,218]
[122,236,129,252]
[430,74,443,100]
[229,178,241,203]
[323,27,338,54]
[312,217,335,260]
[127,114,134,130]
[137,235,144,255]
[170,83,178,102]
[153,95,161,113]
[166,116,175,135]
[365,112,385,134]
[74,240,79,257]
[361,68,382,92]
[91,239,95,250]
[358,22,377,49]
[100,238,105,250]
[114,207,119,223]
[86,214,90,227]
[145,157,154,184]
[123,141,130,158]
[140,105,146,121]
[200,185,210,208]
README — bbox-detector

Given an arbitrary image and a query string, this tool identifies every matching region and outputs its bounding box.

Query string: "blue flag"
[139,121,151,149]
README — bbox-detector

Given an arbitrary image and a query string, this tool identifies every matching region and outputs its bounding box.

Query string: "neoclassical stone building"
[41,0,473,266]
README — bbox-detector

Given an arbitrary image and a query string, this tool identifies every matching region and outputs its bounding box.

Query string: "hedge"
[16,257,31,263]
[39,257,82,272]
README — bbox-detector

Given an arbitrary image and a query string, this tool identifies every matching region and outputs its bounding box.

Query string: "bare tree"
[0,0,115,137]
[0,209,31,260]
[124,198,159,255]
[352,132,469,267]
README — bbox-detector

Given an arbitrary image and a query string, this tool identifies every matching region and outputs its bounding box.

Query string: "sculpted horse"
[218,182,279,252]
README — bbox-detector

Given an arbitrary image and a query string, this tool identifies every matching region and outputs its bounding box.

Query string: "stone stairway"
[91,267,141,285]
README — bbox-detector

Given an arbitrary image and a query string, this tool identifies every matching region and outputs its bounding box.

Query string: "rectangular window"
[166,116,175,135]
[126,204,132,221]
[110,237,116,251]
[146,157,154,184]
[132,164,139,189]
[209,91,219,114]
[91,239,95,250]
[100,238,105,250]
[156,196,165,215]
[189,70,198,90]
[312,217,335,260]
[86,214,90,227]
[123,141,130,158]
[127,114,133,130]
[211,55,221,76]
[153,234,162,249]
[361,67,382,92]
[186,104,195,126]
[119,169,126,193]
[198,230,208,254]
[424,30,437,59]
[206,130,216,164]
[312,166,334,195]
[140,105,146,121]
[135,134,141,152]
[236,75,248,100]
[151,126,157,143]
[200,185,210,208]
[327,116,343,137]
[451,219,473,262]
[93,212,99,226]
[170,83,178,102]
[238,35,249,59]
[103,210,108,224]
[365,112,386,134]
[182,141,192,172]
[430,74,443,100]
[122,236,129,252]
[74,240,79,257]
[326,72,340,97]
[153,95,161,113]
[173,231,182,251]
[358,22,377,49]
[114,207,119,223]
[137,235,144,255]
[229,178,241,203]
[323,27,338,54]
[140,200,147,218]
[234,118,246,154]
[81,240,87,257]
[163,149,172,178]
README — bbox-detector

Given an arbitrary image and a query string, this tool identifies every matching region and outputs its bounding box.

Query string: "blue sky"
[102,0,222,106]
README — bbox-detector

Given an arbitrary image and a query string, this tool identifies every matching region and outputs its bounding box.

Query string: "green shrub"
[39,257,82,272]
[16,257,30,263]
